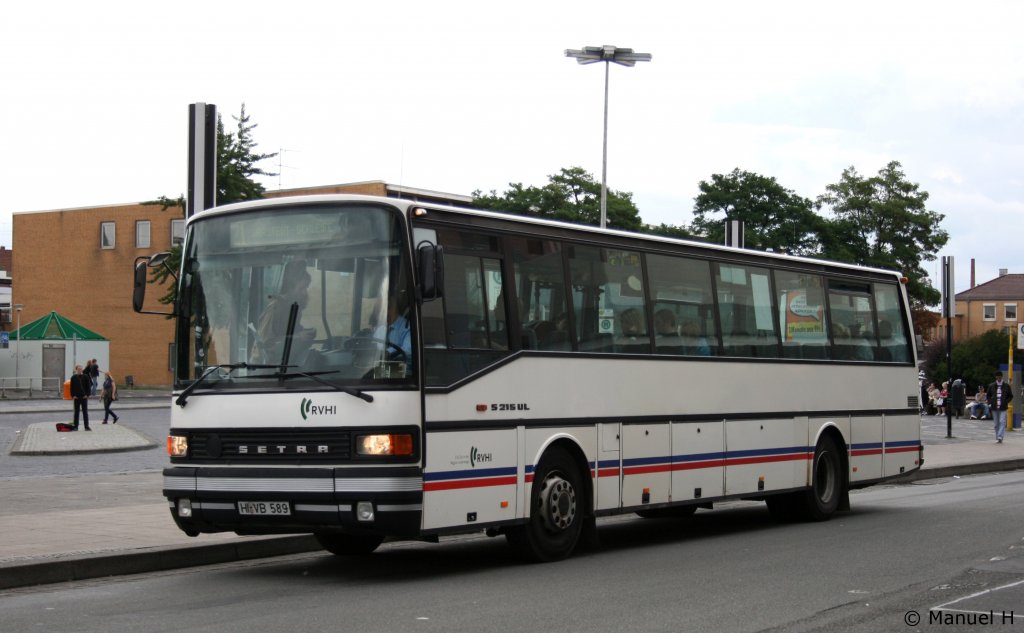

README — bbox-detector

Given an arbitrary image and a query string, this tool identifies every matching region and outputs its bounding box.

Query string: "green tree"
[921,329,1022,392]
[688,168,822,256]
[817,161,947,309]
[642,222,694,240]
[472,166,643,231]
[145,104,277,305]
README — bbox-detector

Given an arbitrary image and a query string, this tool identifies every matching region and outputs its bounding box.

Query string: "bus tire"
[506,447,584,562]
[315,532,384,556]
[795,434,844,521]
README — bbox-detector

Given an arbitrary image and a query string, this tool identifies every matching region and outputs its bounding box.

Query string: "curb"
[0,402,170,416]
[893,458,1024,483]
[0,535,322,591]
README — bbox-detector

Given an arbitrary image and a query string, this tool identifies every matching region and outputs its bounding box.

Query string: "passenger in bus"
[680,320,711,356]
[251,261,313,364]
[620,308,643,337]
[654,309,677,337]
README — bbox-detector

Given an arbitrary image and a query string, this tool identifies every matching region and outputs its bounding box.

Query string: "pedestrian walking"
[986,370,1013,443]
[70,364,91,431]
[101,371,119,424]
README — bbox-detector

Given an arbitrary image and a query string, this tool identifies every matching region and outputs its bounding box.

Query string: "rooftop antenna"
[277,148,297,189]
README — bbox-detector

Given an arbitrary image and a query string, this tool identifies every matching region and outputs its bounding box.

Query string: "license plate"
[237,501,291,516]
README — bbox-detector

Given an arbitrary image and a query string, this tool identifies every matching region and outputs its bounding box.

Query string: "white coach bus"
[134,194,922,562]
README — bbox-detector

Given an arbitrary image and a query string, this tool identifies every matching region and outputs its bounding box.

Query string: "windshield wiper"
[175,362,289,407]
[240,369,374,403]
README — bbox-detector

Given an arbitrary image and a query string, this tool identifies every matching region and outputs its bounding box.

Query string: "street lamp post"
[565,45,651,229]
[13,304,22,390]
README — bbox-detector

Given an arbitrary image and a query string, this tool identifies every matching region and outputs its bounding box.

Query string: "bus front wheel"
[506,447,584,562]
[315,532,384,556]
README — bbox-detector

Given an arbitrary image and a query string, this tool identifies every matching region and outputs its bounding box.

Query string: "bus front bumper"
[162,466,423,537]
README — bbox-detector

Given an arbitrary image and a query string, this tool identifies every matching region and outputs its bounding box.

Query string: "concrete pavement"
[2,394,1022,590]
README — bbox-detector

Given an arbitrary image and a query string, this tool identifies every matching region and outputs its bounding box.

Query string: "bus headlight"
[356,501,375,522]
[356,433,413,457]
[167,435,189,457]
[177,498,193,518]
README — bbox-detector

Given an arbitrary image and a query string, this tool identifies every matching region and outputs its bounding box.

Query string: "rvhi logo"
[300,398,336,420]
[470,446,493,467]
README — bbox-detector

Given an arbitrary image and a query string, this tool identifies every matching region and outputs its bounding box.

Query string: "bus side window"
[716,263,780,358]
[874,283,911,363]
[509,237,568,351]
[775,270,829,360]
[827,281,876,361]
[647,255,720,356]
[569,245,649,354]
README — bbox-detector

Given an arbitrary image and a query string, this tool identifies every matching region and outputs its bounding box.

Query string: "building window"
[100,222,116,249]
[136,220,151,248]
[1005,304,1018,321]
[171,219,185,246]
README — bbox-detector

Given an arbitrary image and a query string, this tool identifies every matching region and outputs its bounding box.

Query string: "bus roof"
[193,193,907,281]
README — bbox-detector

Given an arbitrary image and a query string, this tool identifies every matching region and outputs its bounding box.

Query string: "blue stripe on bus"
[673,451,727,463]
[850,442,884,450]
[423,466,517,482]
[722,446,811,459]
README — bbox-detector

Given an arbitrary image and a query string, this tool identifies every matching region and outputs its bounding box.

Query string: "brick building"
[12,181,470,387]
[13,202,179,386]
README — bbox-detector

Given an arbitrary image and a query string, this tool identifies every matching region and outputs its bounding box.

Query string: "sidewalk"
[2,400,1022,591]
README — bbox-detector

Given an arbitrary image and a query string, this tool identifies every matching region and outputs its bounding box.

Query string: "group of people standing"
[69,359,119,431]
[921,370,1014,443]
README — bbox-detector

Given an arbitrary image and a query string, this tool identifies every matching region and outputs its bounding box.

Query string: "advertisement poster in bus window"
[781,290,825,341]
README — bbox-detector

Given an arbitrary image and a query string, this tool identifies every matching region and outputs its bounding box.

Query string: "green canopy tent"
[11,311,106,342]
[5,311,109,393]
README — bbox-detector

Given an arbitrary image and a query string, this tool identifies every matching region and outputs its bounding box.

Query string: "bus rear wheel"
[506,447,584,562]
[767,434,844,522]
[315,532,384,556]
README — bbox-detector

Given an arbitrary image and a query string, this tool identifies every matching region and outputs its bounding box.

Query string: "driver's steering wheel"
[344,336,408,363]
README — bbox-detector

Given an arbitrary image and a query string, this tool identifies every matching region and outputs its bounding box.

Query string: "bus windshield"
[177,202,415,390]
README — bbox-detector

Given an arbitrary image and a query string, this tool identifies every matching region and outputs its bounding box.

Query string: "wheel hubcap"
[539,473,576,531]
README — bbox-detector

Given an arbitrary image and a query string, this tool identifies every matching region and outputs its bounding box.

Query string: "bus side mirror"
[133,253,177,316]
[133,259,149,313]
[417,243,444,301]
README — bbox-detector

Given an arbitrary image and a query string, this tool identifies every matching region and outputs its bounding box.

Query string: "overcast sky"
[2,1,1020,295]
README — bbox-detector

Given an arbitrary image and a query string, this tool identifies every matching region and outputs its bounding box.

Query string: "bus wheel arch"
[767,426,848,522]
[507,440,591,562]
[800,428,847,520]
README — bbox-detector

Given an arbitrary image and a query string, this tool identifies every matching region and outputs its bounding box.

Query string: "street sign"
[0,331,8,349]
[1018,323,1024,349]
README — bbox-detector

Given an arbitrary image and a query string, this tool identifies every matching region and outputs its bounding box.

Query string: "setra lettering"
[234,445,331,455]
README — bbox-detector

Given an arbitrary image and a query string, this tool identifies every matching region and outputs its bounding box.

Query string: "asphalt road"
[3,471,1023,633]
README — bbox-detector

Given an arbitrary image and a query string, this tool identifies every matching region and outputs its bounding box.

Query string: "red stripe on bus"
[851,449,882,457]
[671,460,727,471]
[623,464,672,476]
[724,453,811,467]
[884,446,919,454]
[423,476,517,492]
